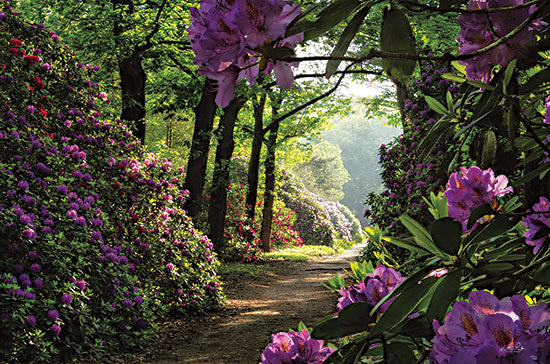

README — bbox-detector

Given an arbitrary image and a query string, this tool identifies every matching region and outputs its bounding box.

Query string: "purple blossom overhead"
[457,0,543,83]
[188,0,303,107]
[337,264,406,313]
[522,196,550,254]
[444,166,513,231]
[431,290,550,363]
[260,328,334,364]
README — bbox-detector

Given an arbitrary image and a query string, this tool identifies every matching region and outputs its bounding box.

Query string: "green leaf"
[430,218,462,255]
[380,7,416,88]
[481,262,514,272]
[311,302,375,339]
[518,68,550,95]
[426,270,461,322]
[400,316,434,337]
[502,58,517,94]
[387,237,431,256]
[441,72,467,83]
[326,6,369,77]
[467,204,494,230]
[424,95,449,115]
[452,60,467,75]
[446,91,454,111]
[399,215,448,258]
[266,46,295,60]
[506,104,518,150]
[481,130,497,168]
[533,262,550,285]
[515,163,550,185]
[367,277,439,338]
[467,80,495,90]
[386,342,416,364]
[303,0,362,41]
[464,214,520,247]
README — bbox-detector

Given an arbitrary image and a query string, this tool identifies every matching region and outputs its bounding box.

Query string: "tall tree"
[184,79,218,220]
[207,97,247,253]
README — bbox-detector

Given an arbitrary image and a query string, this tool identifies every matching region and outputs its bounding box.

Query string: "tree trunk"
[208,97,246,253]
[260,107,280,253]
[396,85,408,130]
[112,0,147,143]
[245,94,267,220]
[184,79,217,220]
[118,52,147,142]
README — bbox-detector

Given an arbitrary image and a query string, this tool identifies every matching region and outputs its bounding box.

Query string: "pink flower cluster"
[457,0,543,83]
[188,0,303,107]
[260,329,334,364]
[444,166,513,231]
[337,264,406,313]
[431,291,550,363]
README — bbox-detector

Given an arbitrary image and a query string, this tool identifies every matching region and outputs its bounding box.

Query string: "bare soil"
[94,244,365,364]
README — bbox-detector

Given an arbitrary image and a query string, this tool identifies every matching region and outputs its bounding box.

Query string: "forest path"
[123,243,366,364]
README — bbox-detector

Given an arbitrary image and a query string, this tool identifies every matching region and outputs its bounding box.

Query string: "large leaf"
[400,215,448,258]
[380,7,416,87]
[425,96,450,116]
[518,68,550,95]
[311,302,375,339]
[463,214,520,248]
[481,130,497,168]
[467,203,493,230]
[387,237,432,256]
[367,277,439,338]
[386,342,416,364]
[426,270,461,322]
[430,218,462,255]
[303,0,362,41]
[533,262,550,285]
[326,6,369,77]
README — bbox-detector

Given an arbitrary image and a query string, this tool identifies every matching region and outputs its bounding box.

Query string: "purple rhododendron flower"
[51,324,61,336]
[24,315,36,326]
[188,0,303,107]
[47,309,59,321]
[337,264,406,313]
[522,196,550,254]
[444,166,513,231]
[75,280,86,291]
[29,263,40,273]
[260,329,334,364]
[545,96,550,125]
[61,293,72,305]
[431,291,550,363]
[457,0,543,83]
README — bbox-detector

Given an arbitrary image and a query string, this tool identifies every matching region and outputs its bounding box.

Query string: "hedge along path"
[101,243,366,364]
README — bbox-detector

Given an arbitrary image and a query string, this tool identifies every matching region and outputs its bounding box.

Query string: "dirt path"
[113,243,366,364]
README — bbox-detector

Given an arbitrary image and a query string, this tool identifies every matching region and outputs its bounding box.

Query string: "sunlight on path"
[152,242,367,364]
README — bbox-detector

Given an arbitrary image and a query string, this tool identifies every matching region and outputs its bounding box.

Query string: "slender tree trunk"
[260,107,280,253]
[184,79,217,220]
[112,0,147,143]
[396,85,408,130]
[208,97,246,253]
[245,94,267,220]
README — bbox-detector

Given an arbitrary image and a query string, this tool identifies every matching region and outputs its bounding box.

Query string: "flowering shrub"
[0,7,221,361]
[445,166,513,231]
[198,181,303,262]
[279,170,337,246]
[337,264,405,313]
[431,291,550,363]
[188,0,302,107]
[365,62,459,239]
[457,0,541,82]
[260,329,334,364]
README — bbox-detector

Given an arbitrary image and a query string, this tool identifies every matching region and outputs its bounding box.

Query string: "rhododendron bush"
[0,7,222,361]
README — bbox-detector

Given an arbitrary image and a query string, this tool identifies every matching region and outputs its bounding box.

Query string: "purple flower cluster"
[188,0,303,107]
[260,329,334,364]
[457,0,542,83]
[337,264,406,313]
[522,196,550,254]
[444,166,513,231]
[431,291,550,363]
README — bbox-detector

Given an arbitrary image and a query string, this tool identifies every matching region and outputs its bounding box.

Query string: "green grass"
[264,245,342,261]
[218,262,280,278]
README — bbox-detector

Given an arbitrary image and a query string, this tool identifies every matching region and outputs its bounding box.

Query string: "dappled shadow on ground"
[86,244,365,364]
